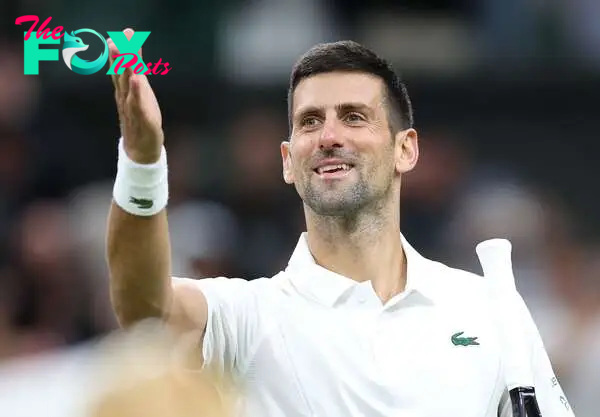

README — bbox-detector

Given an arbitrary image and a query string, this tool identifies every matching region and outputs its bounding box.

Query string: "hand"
[88,322,234,417]
[108,28,164,164]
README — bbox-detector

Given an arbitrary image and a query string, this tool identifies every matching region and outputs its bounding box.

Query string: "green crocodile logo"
[451,331,480,347]
[129,197,153,210]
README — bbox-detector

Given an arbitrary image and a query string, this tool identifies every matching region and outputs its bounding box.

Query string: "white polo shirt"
[182,233,575,417]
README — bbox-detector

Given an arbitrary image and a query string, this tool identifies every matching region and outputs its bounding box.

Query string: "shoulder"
[172,271,293,300]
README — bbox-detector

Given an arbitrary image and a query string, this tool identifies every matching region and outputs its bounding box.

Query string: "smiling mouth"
[313,163,355,179]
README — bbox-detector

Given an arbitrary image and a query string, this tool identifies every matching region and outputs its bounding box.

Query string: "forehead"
[292,72,386,114]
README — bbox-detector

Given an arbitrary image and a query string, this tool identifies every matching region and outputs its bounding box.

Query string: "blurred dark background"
[0,0,599,416]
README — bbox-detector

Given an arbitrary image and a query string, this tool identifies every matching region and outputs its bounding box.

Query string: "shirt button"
[358,297,366,304]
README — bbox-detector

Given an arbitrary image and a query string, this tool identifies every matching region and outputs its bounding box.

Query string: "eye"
[343,112,365,123]
[301,116,321,128]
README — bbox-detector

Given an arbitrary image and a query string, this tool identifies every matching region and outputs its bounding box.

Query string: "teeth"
[317,164,350,174]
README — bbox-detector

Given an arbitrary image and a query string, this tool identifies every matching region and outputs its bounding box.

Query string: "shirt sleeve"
[498,297,576,417]
[188,277,261,379]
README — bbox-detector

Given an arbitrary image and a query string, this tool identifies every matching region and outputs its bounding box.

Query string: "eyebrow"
[294,102,373,122]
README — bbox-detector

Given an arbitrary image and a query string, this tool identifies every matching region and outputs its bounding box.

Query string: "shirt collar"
[285,232,440,307]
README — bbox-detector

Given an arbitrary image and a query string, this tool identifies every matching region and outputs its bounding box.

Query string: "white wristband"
[112,137,169,216]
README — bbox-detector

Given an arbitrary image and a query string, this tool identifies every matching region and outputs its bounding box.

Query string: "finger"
[115,30,131,96]
[126,74,145,126]
[129,74,141,107]
[107,38,119,92]
[119,66,132,101]
[122,28,144,64]
[107,37,126,129]
[124,27,134,41]
[108,38,119,67]
[118,29,135,98]
[130,70,150,101]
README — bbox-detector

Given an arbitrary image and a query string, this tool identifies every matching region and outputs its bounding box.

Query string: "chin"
[309,203,354,217]
[301,175,372,214]
[304,193,366,217]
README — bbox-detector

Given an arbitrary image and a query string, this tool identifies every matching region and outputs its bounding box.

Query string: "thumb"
[129,74,139,95]
[129,74,144,103]
[132,71,152,100]
[126,74,142,114]
[128,74,152,117]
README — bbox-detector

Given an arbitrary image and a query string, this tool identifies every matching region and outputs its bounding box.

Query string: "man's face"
[281,72,417,216]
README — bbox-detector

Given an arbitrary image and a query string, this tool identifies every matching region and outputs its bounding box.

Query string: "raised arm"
[105,28,207,337]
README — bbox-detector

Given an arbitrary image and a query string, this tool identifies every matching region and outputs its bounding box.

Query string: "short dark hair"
[287,40,414,134]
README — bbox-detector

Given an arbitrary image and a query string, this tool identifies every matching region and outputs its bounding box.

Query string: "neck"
[304,200,407,303]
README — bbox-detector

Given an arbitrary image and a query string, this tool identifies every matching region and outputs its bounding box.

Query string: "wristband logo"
[15,15,172,76]
[129,197,154,210]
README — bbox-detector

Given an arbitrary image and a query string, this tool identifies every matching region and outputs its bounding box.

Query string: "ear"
[280,141,294,184]
[394,128,419,174]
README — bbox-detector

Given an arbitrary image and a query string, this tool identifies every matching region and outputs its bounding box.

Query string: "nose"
[318,118,344,149]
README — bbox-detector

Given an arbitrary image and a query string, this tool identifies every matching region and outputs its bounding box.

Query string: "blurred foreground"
[0,320,236,417]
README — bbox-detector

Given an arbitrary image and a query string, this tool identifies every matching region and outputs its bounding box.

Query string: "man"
[106,28,575,417]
